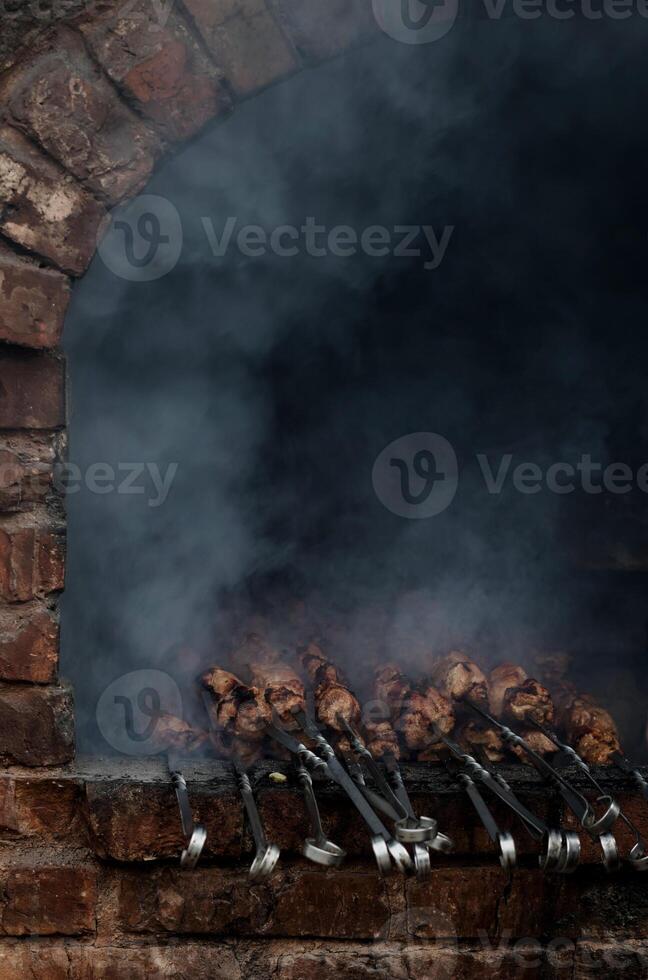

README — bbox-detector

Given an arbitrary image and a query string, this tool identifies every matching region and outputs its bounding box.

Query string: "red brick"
[0,773,81,839]
[406,866,555,941]
[0,865,96,936]
[573,942,648,978]
[78,1,229,143]
[0,351,65,430]
[0,432,64,513]
[0,602,59,682]
[270,0,376,62]
[0,124,106,276]
[2,26,160,205]
[118,863,393,938]
[85,779,243,863]
[0,243,70,349]
[182,0,298,97]
[0,944,240,979]
[0,520,65,601]
[0,683,74,766]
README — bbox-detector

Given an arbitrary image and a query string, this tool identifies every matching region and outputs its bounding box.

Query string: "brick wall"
[0,3,645,976]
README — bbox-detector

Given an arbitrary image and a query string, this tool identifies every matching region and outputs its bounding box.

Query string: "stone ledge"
[2,758,646,867]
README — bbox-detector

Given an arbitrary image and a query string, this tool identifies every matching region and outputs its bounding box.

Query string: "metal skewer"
[233,761,280,880]
[295,761,346,867]
[336,714,437,844]
[384,754,454,855]
[294,710,413,876]
[167,752,207,869]
[444,758,516,871]
[430,728,580,874]
[466,701,617,872]
[527,720,621,873]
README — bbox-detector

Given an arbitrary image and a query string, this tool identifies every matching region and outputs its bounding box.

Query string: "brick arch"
[0,0,377,767]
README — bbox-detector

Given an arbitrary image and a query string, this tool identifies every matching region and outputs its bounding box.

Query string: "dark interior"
[63,18,648,755]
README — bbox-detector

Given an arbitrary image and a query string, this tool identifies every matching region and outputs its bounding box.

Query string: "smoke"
[63,17,648,751]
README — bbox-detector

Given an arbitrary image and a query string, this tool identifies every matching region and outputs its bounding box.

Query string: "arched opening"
[63,21,648,757]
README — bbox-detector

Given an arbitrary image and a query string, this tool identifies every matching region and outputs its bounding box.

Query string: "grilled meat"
[488,664,527,717]
[559,695,621,765]
[299,642,345,689]
[316,683,361,732]
[201,665,270,742]
[458,721,505,764]
[508,728,556,764]
[364,720,400,760]
[430,651,489,705]
[153,713,209,754]
[248,661,305,729]
[373,664,411,720]
[489,664,554,726]
[399,686,454,752]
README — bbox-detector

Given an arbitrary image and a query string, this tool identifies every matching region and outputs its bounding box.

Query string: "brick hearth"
[0,2,647,976]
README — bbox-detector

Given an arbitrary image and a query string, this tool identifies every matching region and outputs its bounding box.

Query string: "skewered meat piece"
[399,686,455,752]
[489,664,554,726]
[559,695,621,765]
[364,720,400,760]
[201,666,270,742]
[488,664,527,717]
[508,729,556,765]
[373,664,411,721]
[316,683,361,732]
[430,651,489,705]
[234,690,272,740]
[200,667,247,733]
[458,721,505,764]
[299,642,345,689]
[248,662,305,729]
[202,667,246,701]
[152,714,209,754]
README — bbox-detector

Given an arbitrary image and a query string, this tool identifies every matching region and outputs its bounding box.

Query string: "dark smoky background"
[63,16,648,753]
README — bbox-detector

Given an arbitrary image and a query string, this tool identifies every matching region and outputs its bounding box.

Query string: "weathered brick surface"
[0,432,63,513]
[118,863,393,938]
[0,602,59,682]
[0,865,96,936]
[182,0,299,97]
[573,941,648,977]
[0,125,105,276]
[554,872,648,940]
[85,779,243,862]
[0,519,65,602]
[0,774,81,840]
[78,1,229,143]
[0,683,74,766]
[1,26,160,205]
[0,243,70,349]
[0,940,621,980]
[270,0,376,62]
[0,351,65,430]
